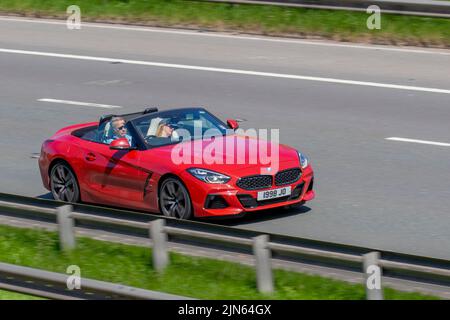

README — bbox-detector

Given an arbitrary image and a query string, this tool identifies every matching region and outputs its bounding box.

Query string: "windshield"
[131,109,230,147]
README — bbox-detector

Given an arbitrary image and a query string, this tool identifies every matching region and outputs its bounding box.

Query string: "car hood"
[143,134,300,176]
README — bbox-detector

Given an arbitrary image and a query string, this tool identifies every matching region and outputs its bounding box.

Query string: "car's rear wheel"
[50,162,80,203]
[159,177,193,220]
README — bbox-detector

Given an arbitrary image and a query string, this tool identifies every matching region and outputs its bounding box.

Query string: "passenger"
[155,120,174,138]
[104,117,133,146]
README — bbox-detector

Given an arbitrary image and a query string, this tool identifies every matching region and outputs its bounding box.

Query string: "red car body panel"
[39,121,315,218]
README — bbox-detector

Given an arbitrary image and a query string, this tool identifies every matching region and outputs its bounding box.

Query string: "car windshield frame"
[127,108,231,149]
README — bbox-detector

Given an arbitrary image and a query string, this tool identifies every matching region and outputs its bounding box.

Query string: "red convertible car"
[39,107,314,219]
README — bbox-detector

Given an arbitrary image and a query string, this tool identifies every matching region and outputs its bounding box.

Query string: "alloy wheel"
[50,163,79,202]
[160,178,192,219]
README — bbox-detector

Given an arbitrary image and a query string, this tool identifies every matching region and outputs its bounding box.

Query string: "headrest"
[147,117,163,136]
[103,121,113,140]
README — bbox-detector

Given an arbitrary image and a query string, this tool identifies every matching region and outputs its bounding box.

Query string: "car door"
[78,126,150,211]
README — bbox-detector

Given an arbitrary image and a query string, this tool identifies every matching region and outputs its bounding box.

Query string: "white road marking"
[386,137,450,147]
[1,48,449,95]
[0,16,449,56]
[38,98,122,109]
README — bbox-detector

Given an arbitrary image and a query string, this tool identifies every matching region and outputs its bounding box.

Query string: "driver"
[104,117,133,146]
[155,119,174,138]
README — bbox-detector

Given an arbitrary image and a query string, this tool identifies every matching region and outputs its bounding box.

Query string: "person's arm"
[127,135,134,147]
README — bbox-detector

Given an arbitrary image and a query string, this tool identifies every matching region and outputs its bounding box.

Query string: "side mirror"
[110,138,132,150]
[227,119,239,130]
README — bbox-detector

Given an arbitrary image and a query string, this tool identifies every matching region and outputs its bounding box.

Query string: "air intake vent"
[204,195,228,209]
[236,175,272,190]
[275,168,301,186]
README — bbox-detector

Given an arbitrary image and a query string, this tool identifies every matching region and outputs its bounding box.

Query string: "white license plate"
[257,186,291,201]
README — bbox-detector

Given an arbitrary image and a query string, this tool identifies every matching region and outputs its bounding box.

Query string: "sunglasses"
[116,125,126,131]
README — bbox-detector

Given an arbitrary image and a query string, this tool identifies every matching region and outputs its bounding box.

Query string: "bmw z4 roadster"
[39,107,314,219]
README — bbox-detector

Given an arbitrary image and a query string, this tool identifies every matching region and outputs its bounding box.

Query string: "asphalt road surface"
[0,17,449,259]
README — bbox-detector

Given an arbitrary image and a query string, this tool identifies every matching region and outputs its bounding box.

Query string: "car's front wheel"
[159,177,193,220]
[50,162,80,203]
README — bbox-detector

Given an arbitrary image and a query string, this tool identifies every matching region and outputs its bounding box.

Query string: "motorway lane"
[0,17,450,259]
[0,17,449,89]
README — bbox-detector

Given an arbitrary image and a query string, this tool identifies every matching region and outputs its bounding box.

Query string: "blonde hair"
[155,123,166,137]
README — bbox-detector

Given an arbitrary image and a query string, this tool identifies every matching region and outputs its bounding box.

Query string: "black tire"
[159,177,193,220]
[50,162,80,203]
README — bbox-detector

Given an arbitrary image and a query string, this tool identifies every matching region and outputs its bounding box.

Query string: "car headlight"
[297,151,309,169]
[187,168,231,184]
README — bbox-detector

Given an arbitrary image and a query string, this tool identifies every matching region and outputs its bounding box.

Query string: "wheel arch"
[157,173,181,197]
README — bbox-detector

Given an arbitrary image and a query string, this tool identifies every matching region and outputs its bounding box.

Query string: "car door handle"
[85,153,96,161]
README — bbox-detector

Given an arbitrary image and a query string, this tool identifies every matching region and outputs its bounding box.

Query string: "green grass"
[0,289,43,300]
[0,0,449,47]
[0,224,439,300]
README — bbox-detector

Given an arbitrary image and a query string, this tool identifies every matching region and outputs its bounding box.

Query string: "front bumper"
[181,166,315,218]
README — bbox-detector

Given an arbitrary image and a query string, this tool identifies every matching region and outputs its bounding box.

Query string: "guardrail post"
[363,251,383,300]
[149,219,169,273]
[56,205,75,251]
[252,235,274,294]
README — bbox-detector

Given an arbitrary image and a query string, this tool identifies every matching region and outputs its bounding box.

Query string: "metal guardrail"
[0,262,194,300]
[199,0,450,18]
[0,192,449,299]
